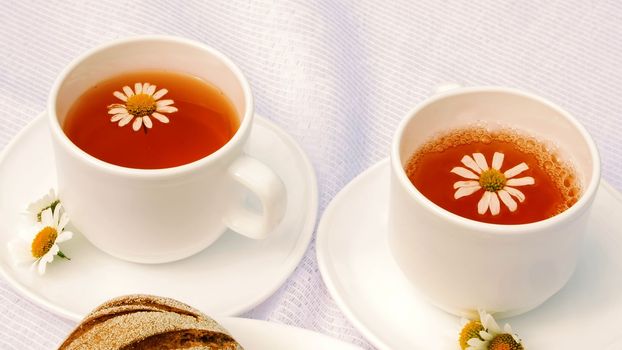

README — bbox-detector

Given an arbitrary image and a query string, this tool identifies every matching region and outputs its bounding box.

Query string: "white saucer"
[0,113,317,320]
[317,159,622,350]
[218,317,363,350]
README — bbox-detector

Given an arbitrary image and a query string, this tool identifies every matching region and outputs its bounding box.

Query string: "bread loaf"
[59,295,244,350]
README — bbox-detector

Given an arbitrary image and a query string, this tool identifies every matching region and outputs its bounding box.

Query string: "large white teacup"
[48,36,286,264]
[388,86,600,318]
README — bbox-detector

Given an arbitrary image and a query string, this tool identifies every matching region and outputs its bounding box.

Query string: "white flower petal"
[478,192,492,215]
[155,99,174,107]
[37,257,54,275]
[454,185,481,199]
[473,153,489,171]
[7,239,34,265]
[479,330,494,341]
[489,193,501,215]
[156,106,178,114]
[485,314,502,334]
[461,155,483,174]
[119,115,134,127]
[453,180,480,189]
[451,167,479,180]
[134,82,143,94]
[108,107,128,115]
[132,117,143,131]
[498,189,518,212]
[152,88,168,100]
[142,115,153,129]
[113,91,127,102]
[142,82,150,93]
[37,259,48,275]
[46,244,59,260]
[122,86,134,97]
[504,162,529,178]
[468,337,486,346]
[52,204,61,226]
[492,152,504,170]
[504,186,526,202]
[26,190,54,219]
[40,208,53,227]
[504,323,513,334]
[151,112,169,123]
[145,84,156,96]
[506,177,535,187]
[56,230,73,243]
[111,113,129,122]
[37,247,57,276]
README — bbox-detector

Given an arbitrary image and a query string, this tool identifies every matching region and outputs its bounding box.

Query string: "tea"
[63,70,239,169]
[405,127,580,224]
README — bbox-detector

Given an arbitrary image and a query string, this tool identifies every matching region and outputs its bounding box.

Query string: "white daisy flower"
[465,310,524,350]
[107,82,177,131]
[7,204,73,275]
[25,188,60,223]
[451,152,535,216]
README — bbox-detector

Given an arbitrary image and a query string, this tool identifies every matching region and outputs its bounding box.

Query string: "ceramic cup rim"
[47,35,253,179]
[390,86,601,235]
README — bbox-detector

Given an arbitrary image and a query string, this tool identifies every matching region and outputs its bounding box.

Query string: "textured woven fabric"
[1,1,621,349]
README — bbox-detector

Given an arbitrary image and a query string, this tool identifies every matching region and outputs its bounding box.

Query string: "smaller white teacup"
[388,86,600,318]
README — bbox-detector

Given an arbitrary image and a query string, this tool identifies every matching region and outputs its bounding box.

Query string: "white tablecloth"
[1,1,621,349]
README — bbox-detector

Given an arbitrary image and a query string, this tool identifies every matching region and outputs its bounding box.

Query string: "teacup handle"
[224,155,287,239]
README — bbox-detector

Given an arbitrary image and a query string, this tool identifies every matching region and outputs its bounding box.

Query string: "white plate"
[218,317,363,350]
[0,113,317,320]
[317,159,622,350]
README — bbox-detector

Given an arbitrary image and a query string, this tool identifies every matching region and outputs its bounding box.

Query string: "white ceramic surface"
[389,87,601,317]
[216,317,363,350]
[48,36,286,263]
[0,113,317,319]
[317,160,622,350]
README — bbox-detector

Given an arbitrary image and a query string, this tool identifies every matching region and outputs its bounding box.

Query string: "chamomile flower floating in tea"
[460,310,524,350]
[451,152,535,216]
[406,127,580,224]
[8,204,73,275]
[107,82,178,131]
[25,188,60,223]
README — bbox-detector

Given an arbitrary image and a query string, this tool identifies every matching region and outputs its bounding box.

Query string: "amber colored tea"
[405,127,581,224]
[63,70,239,169]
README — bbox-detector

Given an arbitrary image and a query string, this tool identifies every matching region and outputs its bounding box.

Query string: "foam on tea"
[405,127,580,224]
[63,70,239,169]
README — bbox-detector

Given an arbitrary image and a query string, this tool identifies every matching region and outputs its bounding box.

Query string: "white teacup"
[388,86,600,318]
[48,36,286,264]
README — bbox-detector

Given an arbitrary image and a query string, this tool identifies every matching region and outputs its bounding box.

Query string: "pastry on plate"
[59,294,244,350]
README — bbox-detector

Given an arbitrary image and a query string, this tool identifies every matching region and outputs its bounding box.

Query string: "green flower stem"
[57,251,71,260]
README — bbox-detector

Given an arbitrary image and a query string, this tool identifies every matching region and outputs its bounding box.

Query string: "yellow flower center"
[31,226,57,258]
[479,169,506,192]
[459,320,484,349]
[126,93,156,117]
[488,334,523,350]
